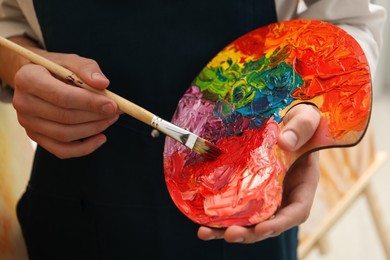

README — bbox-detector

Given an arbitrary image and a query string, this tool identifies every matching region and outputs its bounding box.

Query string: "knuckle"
[51,149,67,159]
[273,231,282,237]
[56,151,72,160]
[14,63,33,80]
[94,120,112,133]
[83,58,98,66]
[300,210,311,223]
[298,115,316,130]
[61,53,82,68]
[51,146,74,159]
[12,97,24,112]
[48,87,71,107]
[65,53,81,62]
[15,64,46,86]
[25,130,38,142]
[48,89,63,106]
[14,67,34,92]
[15,113,35,131]
[24,131,69,159]
[56,133,73,143]
[58,110,75,124]
[77,58,99,72]
[47,143,80,160]
[56,143,95,159]
[15,114,28,128]
[84,98,98,112]
[13,68,26,87]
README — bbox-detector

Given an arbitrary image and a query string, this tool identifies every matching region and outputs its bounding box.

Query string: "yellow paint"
[207,46,250,69]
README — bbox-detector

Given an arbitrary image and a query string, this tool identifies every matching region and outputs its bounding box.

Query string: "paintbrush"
[0,36,221,159]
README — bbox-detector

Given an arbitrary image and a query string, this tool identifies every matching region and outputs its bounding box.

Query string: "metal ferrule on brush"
[151,115,197,149]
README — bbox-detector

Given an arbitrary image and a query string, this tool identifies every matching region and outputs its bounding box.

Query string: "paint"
[163,20,371,227]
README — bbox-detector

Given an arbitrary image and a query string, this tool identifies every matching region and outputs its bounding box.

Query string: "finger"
[253,203,307,239]
[27,131,108,159]
[197,226,226,241]
[18,113,119,143]
[59,54,110,90]
[16,93,119,125]
[223,225,259,244]
[255,153,320,237]
[283,152,320,206]
[199,225,268,244]
[14,64,118,115]
[278,104,320,151]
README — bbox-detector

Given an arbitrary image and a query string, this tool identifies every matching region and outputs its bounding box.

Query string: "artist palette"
[163,19,371,228]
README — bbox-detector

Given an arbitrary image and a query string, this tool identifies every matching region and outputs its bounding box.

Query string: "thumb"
[278,104,320,152]
[61,54,110,90]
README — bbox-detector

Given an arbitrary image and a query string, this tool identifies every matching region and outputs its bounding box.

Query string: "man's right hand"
[13,51,120,159]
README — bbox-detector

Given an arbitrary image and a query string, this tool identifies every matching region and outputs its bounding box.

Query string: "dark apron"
[17,1,298,259]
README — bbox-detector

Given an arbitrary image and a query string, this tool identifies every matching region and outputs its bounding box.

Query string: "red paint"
[231,27,269,61]
[164,120,287,227]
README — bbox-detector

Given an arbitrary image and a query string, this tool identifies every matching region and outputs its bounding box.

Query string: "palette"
[163,19,371,228]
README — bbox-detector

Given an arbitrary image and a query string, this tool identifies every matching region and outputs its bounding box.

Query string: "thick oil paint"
[163,20,371,228]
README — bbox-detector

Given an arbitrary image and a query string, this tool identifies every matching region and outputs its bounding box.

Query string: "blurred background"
[304,0,390,259]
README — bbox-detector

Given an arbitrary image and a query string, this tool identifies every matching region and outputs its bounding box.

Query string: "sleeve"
[0,0,43,43]
[299,0,387,77]
[0,0,32,37]
[0,0,44,102]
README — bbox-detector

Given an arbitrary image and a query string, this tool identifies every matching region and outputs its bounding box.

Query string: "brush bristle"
[193,138,222,160]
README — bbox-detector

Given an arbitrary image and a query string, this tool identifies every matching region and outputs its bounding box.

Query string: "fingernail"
[282,130,298,150]
[102,103,115,114]
[234,237,244,243]
[91,72,107,81]
[96,138,106,147]
[263,231,274,237]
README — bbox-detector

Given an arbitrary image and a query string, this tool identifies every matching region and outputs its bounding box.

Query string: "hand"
[13,52,120,159]
[197,104,321,243]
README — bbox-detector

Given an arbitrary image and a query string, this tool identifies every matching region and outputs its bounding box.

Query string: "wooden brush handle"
[0,36,155,125]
